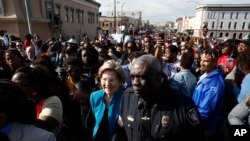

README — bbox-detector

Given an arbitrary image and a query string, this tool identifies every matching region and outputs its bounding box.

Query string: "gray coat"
[228,98,250,125]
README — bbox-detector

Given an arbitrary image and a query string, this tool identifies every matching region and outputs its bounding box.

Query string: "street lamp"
[121,2,125,17]
[187,0,205,37]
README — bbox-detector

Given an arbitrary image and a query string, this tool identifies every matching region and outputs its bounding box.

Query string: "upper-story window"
[88,12,90,24]
[45,1,52,19]
[245,12,248,19]
[234,22,237,29]
[207,12,210,19]
[221,12,225,19]
[228,22,231,29]
[55,4,61,15]
[230,12,233,19]
[70,8,74,22]
[213,12,216,19]
[93,14,95,24]
[0,0,4,16]
[236,12,239,19]
[81,11,84,23]
[210,12,213,19]
[212,21,215,29]
[76,9,80,23]
[220,22,223,29]
[242,22,245,29]
[64,6,69,22]
[96,13,99,24]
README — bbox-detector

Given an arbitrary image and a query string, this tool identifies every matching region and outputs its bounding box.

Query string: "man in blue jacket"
[192,49,225,141]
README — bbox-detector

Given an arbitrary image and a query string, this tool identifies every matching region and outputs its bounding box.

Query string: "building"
[0,0,100,41]
[99,16,122,35]
[99,11,142,36]
[185,4,250,39]
[175,18,183,32]
[106,11,141,28]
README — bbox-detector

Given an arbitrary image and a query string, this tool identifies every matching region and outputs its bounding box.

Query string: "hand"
[246,97,250,107]
[202,26,208,37]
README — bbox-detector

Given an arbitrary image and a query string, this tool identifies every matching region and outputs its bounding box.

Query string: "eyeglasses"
[101,78,119,83]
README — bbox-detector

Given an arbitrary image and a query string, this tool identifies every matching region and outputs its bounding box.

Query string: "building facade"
[187,4,250,39]
[0,0,100,41]
[106,11,141,28]
[99,11,142,36]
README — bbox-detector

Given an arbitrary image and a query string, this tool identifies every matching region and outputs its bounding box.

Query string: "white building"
[185,4,250,39]
[107,11,141,27]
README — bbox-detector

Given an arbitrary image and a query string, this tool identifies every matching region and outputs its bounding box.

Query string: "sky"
[96,0,249,25]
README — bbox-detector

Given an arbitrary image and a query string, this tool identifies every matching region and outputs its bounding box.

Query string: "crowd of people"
[0,26,250,141]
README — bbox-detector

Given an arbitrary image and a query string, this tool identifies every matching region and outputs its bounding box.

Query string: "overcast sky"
[96,0,249,24]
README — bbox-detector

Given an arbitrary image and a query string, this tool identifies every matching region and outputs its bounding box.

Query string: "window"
[230,12,233,19]
[225,33,229,37]
[96,14,99,24]
[213,12,216,19]
[220,22,223,29]
[55,4,61,25]
[88,13,90,23]
[212,21,215,29]
[76,9,80,23]
[228,22,231,29]
[0,0,4,15]
[245,12,248,19]
[45,1,52,19]
[106,23,108,27]
[102,22,104,27]
[110,23,112,27]
[242,22,245,29]
[81,11,84,23]
[236,12,239,19]
[233,33,237,39]
[219,33,223,37]
[234,22,237,29]
[64,7,69,22]
[207,12,210,19]
[221,12,225,19]
[239,33,242,39]
[70,8,74,22]
[55,4,61,16]
[248,22,250,29]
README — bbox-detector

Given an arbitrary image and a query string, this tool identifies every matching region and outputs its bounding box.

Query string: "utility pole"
[114,0,116,33]
[121,2,125,33]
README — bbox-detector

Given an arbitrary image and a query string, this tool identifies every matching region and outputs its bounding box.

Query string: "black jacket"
[118,86,205,141]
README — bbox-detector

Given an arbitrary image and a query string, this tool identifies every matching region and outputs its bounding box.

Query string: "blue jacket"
[90,88,124,140]
[192,69,225,131]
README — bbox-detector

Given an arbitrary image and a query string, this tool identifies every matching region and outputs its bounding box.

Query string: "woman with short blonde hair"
[86,60,126,141]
